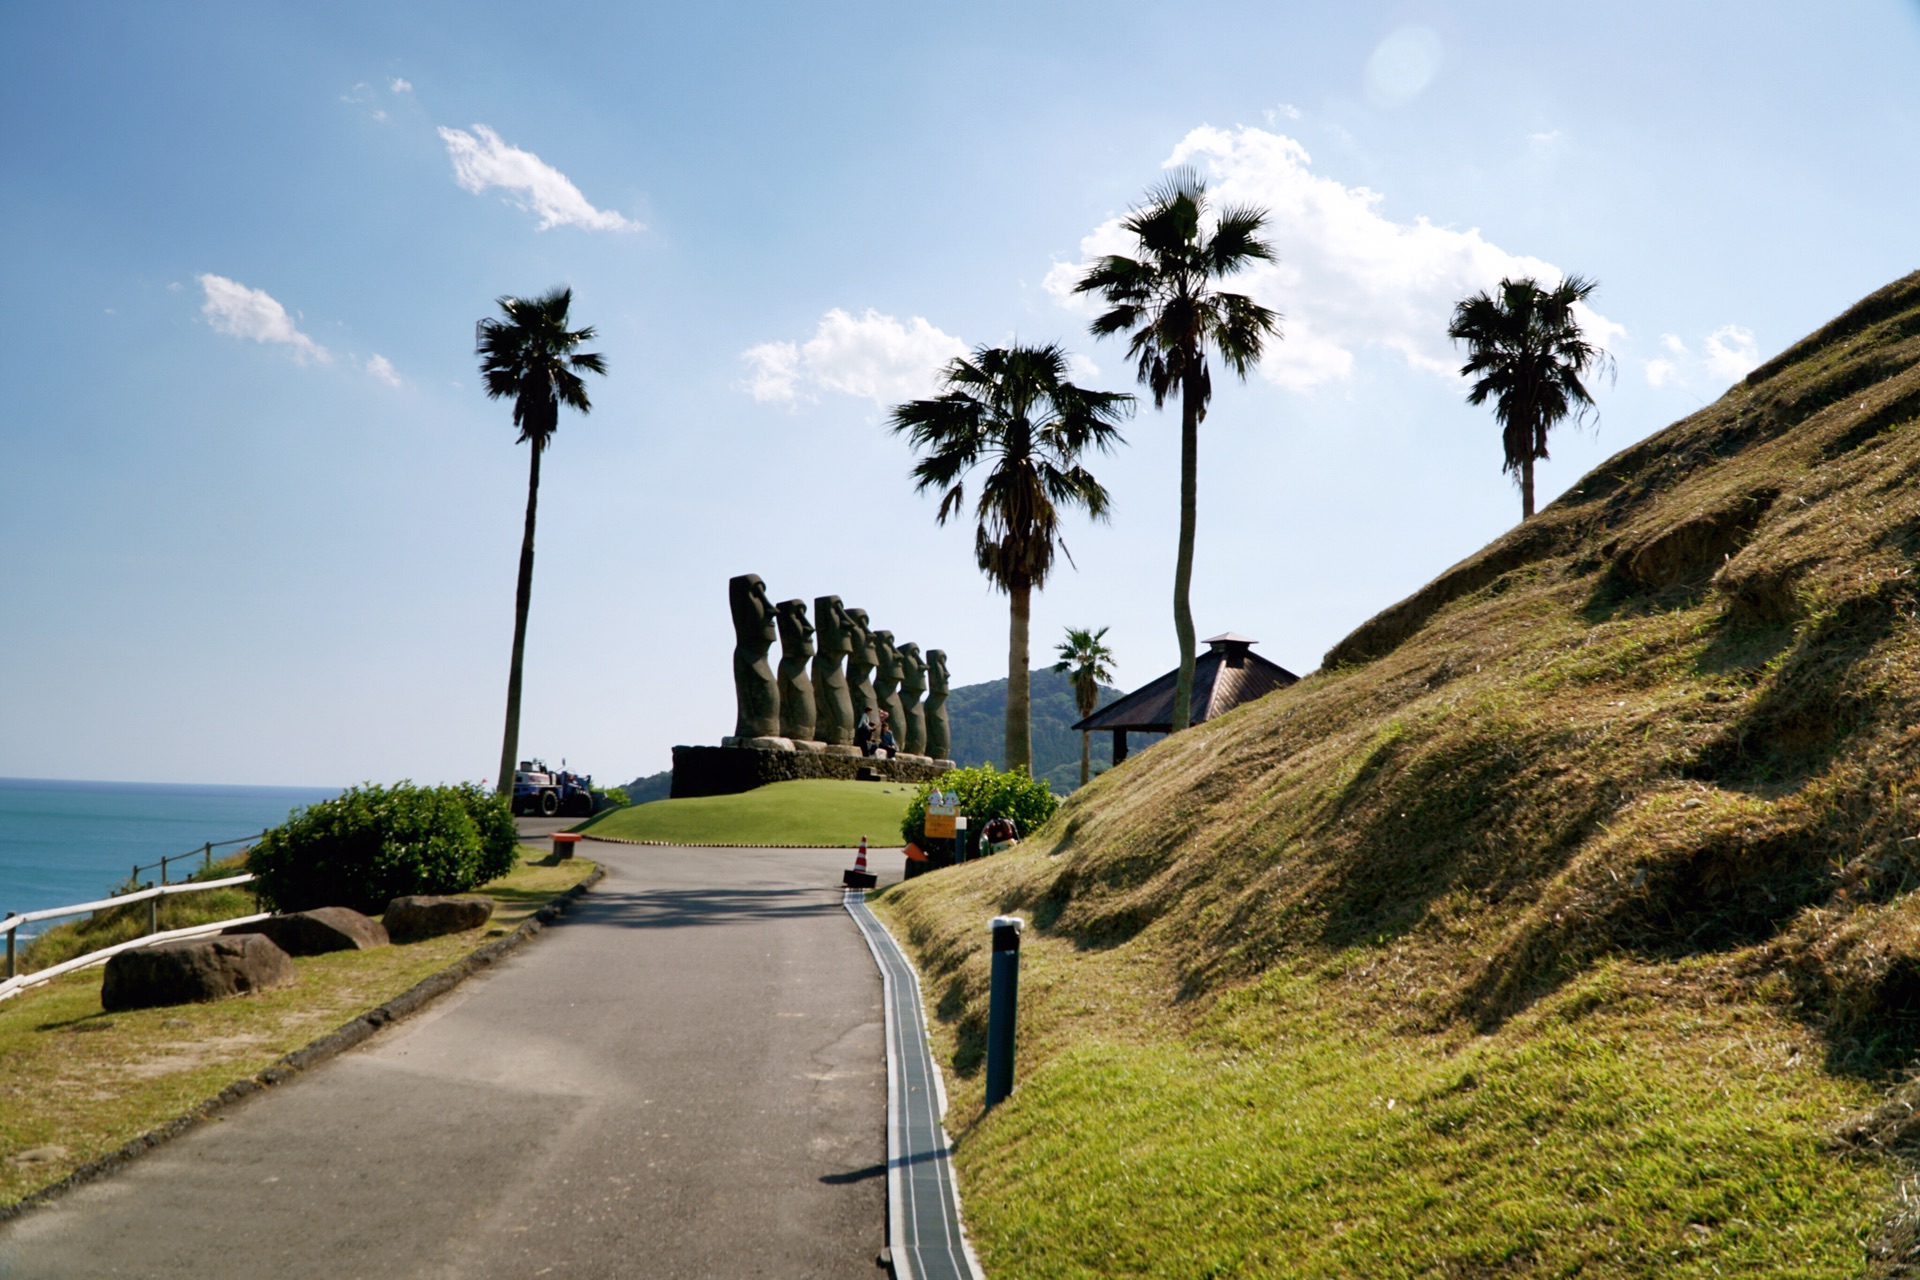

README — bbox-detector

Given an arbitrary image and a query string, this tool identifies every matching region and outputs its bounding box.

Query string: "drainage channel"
[845,888,985,1280]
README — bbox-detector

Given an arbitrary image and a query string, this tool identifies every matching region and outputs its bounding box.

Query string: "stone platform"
[671,744,953,799]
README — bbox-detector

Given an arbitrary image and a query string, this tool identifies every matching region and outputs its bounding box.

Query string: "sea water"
[0,777,338,933]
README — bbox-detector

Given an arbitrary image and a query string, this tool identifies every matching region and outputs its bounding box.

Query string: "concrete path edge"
[0,864,606,1226]
[845,888,986,1280]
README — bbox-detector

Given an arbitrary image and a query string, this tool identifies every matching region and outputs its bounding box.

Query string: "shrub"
[901,765,1059,849]
[593,786,630,808]
[246,782,517,915]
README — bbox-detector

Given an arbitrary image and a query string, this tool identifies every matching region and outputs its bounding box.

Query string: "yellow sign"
[926,792,958,839]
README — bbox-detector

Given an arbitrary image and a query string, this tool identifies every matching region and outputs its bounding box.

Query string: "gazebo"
[1072,633,1300,764]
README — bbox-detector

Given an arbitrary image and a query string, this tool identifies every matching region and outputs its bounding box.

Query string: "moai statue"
[729,574,780,741]
[872,630,908,741]
[775,599,817,743]
[811,595,856,747]
[925,649,952,762]
[846,608,878,727]
[898,643,928,756]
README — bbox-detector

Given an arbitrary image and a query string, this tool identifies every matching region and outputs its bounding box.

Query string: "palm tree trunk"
[1521,455,1536,520]
[496,443,542,794]
[1006,577,1032,773]
[1171,372,1201,732]
[1079,729,1090,788]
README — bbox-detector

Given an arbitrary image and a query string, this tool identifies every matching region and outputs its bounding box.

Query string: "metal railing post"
[147,896,158,936]
[5,915,15,980]
[204,841,213,873]
[985,915,1025,1108]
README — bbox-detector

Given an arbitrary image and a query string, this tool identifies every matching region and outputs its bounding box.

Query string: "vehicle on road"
[511,760,597,818]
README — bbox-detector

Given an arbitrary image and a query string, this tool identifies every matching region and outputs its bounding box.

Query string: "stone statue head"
[728,573,775,647]
[927,649,949,697]
[899,643,926,695]
[776,599,815,659]
[847,608,875,666]
[814,595,852,657]
[872,630,898,670]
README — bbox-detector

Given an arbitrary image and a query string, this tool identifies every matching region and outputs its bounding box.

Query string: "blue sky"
[4,2,1918,787]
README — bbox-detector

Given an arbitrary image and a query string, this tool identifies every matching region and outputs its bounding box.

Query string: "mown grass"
[577,778,916,846]
[0,847,593,1208]
[872,271,1920,1276]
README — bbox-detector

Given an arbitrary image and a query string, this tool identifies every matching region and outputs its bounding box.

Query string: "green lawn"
[577,779,915,847]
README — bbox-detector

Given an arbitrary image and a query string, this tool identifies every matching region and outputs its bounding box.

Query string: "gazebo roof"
[1071,633,1299,734]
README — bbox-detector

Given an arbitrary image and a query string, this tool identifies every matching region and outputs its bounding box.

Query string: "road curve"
[0,843,902,1279]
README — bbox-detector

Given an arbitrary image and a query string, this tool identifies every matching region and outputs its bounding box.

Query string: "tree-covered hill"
[945,667,1161,793]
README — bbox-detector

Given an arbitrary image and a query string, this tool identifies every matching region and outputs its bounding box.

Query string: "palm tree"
[477,287,607,796]
[891,343,1131,773]
[1447,275,1608,520]
[1052,626,1117,788]
[1076,167,1280,733]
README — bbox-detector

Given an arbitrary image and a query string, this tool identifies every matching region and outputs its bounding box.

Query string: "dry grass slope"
[878,270,1920,1277]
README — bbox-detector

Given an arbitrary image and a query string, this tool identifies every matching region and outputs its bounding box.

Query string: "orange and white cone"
[844,835,876,889]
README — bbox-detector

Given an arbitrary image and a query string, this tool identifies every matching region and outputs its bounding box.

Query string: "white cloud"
[1046,126,1620,394]
[1641,327,1760,390]
[389,77,412,94]
[1065,352,1102,383]
[366,354,402,387]
[197,274,330,364]
[437,124,640,232]
[1704,324,1759,381]
[1263,104,1302,126]
[741,309,967,405]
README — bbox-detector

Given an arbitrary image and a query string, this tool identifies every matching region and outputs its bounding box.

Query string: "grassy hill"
[875,271,1920,1277]
[578,779,915,846]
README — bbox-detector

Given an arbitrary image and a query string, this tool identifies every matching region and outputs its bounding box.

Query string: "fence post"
[5,915,14,980]
[148,895,158,937]
[159,855,169,886]
[985,915,1025,1108]
[204,841,213,873]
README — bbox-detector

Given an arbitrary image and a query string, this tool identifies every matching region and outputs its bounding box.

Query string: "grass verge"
[578,778,917,847]
[876,869,1895,1278]
[0,846,594,1209]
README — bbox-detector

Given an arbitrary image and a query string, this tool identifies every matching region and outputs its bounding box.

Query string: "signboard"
[925,791,958,839]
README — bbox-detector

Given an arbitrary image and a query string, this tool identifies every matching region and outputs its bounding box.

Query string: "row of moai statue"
[725,573,954,765]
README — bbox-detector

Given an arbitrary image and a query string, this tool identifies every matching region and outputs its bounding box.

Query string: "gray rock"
[227,906,388,956]
[383,895,494,943]
[102,933,295,1011]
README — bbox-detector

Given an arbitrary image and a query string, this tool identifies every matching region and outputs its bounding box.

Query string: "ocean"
[0,777,339,934]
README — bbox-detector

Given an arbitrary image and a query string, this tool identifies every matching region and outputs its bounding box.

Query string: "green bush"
[901,765,1059,849]
[246,782,517,915]
[593,786,630,808]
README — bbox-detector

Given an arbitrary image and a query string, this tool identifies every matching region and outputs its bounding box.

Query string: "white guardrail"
[0,875,269,1004]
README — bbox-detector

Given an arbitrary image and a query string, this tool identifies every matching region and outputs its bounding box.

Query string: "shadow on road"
[578,885,848,930]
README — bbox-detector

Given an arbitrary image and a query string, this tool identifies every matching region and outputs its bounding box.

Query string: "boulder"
[102,934,295,1011]
[227,906,388,956]
[383,895,494,943]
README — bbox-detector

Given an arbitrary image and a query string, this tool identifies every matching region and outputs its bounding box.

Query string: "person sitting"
[854,712,874,756]
[876,715,897,759]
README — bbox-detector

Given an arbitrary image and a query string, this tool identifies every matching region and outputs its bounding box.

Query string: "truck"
[511,759,597,818]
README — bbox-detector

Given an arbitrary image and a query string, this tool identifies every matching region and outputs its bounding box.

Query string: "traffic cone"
[843,834,876,889]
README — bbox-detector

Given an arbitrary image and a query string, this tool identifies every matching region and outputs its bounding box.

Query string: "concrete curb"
[0,864,606,1224]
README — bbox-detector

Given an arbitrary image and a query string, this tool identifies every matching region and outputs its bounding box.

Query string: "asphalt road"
[0,840,904,1279]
